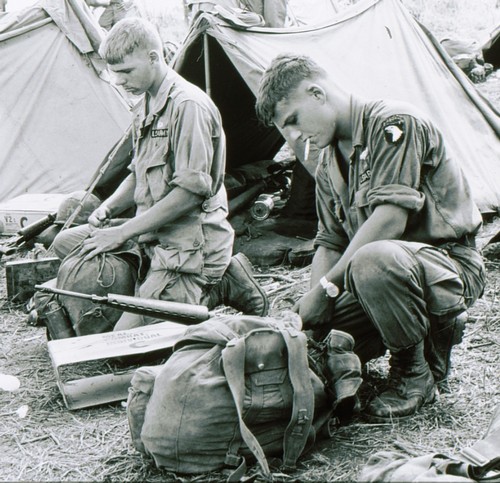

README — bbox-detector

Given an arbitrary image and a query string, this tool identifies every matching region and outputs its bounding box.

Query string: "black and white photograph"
[1,0,499,481]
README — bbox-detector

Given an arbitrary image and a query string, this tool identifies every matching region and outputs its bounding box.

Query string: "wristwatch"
[319,276,340,298]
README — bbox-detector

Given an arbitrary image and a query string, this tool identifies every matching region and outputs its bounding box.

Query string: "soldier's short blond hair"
[99,17,163,64]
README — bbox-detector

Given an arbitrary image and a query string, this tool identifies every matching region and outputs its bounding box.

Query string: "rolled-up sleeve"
[366,115,427,212]
[367,184,425,211]
[314,162,350,252]
[169,100,215,198]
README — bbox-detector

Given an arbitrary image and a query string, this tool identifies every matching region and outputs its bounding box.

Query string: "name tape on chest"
[151,128,168,138]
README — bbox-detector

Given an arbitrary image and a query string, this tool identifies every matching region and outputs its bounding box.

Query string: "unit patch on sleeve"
[382,115,405,145]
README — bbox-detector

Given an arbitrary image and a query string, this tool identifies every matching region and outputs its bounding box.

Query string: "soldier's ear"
[148,50,161,64]
[306,84,326,104]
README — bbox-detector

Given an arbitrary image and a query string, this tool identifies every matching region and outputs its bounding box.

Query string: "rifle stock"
[34,285,211,325]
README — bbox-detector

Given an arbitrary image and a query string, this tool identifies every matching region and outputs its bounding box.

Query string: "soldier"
[53,18,268,330]
[185,0,288,27]
[84,0,140,31]
[255,54,486,421]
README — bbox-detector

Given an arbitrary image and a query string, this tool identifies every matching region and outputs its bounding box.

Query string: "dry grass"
[1,1,500,482]
[1,242,499,481]
[400,0,499,40]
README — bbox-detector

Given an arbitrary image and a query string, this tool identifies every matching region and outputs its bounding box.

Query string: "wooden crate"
[47,321,186,410]
[5,257,61,302]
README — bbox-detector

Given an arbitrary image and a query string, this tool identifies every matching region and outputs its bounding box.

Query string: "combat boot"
[425,312,467,390]
[207,253,269,316]
[365,341,436,422]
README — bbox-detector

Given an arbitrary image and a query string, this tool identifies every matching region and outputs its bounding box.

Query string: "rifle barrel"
[34,285,211,324]
[34,285,106,303]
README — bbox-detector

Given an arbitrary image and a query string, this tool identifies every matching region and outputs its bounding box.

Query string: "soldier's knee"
[347,240,399,290]
[52,230,74,259]
[52,224,91,260]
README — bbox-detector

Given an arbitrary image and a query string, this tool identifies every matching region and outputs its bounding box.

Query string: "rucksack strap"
[222,337,271,479]
[221,327,315,476]
[280,328,314,469]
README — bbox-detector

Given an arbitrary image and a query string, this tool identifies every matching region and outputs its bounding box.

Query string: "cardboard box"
[47,321,187,410]
[0,193,67,234]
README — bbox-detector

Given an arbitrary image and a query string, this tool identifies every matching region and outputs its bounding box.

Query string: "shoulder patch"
[382,115,405,145]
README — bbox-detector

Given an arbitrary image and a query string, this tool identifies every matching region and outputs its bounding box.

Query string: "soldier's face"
[108,49,156,95]
[273,81,336,149]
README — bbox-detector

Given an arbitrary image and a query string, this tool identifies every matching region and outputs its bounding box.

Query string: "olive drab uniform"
[128,70,234,309]
[52,70,234,322]
[312,98,486,366]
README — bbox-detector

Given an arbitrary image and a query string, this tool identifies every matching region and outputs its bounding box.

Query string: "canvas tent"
[483,24,500,68]
[166,0,500,214]
[0,0,131,203]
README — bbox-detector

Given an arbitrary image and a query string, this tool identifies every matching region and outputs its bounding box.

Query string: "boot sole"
[233,253,269,316]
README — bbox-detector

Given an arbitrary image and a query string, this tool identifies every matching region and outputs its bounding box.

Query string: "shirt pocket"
[145,138,171,202]
[353,186,371,224]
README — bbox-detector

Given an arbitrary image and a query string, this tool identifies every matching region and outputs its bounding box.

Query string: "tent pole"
[203,34,212,98]
[329,0,338,13]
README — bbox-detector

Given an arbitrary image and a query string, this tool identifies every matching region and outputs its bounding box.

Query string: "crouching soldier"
[255,54,486,421]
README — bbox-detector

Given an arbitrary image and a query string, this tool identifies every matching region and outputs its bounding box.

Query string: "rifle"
[0,212,57,259]
[34,285,213,325]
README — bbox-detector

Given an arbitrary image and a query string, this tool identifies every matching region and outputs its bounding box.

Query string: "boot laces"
[385,366,407,397]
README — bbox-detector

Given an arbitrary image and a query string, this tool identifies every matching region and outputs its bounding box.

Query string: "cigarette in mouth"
[304,139,310,162]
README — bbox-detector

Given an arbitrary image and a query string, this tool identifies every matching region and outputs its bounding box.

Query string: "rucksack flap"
[221,326,315,474]
[128,314,355,478]
[173,312,302,350]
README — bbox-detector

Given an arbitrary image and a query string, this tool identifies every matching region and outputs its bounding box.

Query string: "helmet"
[55,191,101,226]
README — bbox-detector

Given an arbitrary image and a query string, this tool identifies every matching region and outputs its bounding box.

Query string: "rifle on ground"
[0,212,57,259]
[34,285,213,325]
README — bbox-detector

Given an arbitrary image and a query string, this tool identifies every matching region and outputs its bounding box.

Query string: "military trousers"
[52,224,224,331]
[314,240,486,364]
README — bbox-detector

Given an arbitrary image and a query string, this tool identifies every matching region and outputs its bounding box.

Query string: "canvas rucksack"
[127,313,362,479]
[34,240,142,338]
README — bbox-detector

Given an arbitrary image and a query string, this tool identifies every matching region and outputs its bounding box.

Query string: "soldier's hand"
[88,206,111,228]
[80,226,126,260]
[292,284,334,328]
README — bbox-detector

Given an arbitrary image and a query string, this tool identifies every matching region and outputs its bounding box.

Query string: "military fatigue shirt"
[315,98,482,253]
[129,70,234,278]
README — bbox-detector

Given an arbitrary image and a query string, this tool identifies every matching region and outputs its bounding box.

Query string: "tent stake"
[203,34,212,97]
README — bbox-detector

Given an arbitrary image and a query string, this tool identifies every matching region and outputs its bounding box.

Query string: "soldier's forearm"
[103,174,136,217]
[119,187,203,240]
